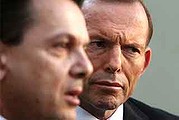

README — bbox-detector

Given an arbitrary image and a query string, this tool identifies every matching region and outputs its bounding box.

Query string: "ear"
[0,43,7,81]
[142,47,152,73]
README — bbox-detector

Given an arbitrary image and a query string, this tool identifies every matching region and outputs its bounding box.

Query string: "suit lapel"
[123,99,149,120]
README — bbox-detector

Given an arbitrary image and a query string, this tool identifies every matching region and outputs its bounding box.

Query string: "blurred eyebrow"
[50,33,74,40]
[46,32,89,46]
[45,32,74,44]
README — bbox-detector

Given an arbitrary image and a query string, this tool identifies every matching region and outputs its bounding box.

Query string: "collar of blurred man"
[76,104,123,120]
[0,115,6,120]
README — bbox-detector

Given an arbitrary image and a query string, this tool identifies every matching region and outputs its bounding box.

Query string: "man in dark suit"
[76,0,179,119]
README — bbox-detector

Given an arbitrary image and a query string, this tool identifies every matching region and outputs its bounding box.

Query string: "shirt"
[76,104,123,120]
[0,115,6,120]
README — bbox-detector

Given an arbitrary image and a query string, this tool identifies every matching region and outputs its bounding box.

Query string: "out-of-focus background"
[133,0,179,115]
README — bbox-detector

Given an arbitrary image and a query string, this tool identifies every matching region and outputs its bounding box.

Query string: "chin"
[93,99,117,110]
[95,96,125,110]
[59,108,76,120]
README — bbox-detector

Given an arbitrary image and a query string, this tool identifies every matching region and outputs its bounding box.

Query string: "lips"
[92,80,124,90]
[64,87,82,106]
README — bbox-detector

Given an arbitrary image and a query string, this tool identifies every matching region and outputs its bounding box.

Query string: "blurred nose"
[104,46,122,74]
[69,48,93,79]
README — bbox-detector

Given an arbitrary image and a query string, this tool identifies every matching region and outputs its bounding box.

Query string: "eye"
[122,45,141,56]
[52,41,70,49]
[50,36,72,57]
[129,46,140,53]
[88,39,108,49]
[52,35,71,49]
[85,39,110,55]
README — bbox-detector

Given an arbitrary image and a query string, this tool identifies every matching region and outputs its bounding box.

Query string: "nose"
[69,48,93,79]
[104,46,122,74]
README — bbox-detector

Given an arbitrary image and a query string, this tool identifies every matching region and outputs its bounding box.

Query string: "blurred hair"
[0,0,84,46]
[0,0,33,45]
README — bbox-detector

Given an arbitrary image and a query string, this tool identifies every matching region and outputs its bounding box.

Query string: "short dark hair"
[0,0,84,46]
[0,0,33,46]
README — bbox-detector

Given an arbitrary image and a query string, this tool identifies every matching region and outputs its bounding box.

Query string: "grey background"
[133,0,179,115]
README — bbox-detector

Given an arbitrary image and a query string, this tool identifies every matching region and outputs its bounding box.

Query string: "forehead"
[32,0,82,28]
[23,0,88,44]
[83,0,147,21]
[83,1,149,44]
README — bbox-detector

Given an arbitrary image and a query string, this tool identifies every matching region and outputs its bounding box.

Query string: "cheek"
[81,83,100,105]
[87,53,105,73]
[5,52,69,102]
[37,58,69,94]
[123,58,145,95]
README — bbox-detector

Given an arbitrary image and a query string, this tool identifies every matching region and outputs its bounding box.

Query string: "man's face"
[0,0,92,119]
[80,1,151,113]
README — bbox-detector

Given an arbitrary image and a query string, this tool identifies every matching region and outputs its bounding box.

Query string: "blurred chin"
[44,112,76,120]
[60,112,76,120]
[58,108,76,120]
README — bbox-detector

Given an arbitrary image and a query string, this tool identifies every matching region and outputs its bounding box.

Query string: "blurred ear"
[142,47,152,73]
[0,42,7,81]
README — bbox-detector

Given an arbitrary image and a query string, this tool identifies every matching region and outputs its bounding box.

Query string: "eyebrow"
[125,43,145,50]
[93,30,146,50]
[49,32,75,41]
[46,32,89,46]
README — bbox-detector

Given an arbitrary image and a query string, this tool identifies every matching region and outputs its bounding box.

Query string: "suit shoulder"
[126,97,179,120]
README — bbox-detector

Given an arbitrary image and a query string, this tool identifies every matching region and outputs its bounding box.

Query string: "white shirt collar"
[0,115,6,120]
[76,104,123,120]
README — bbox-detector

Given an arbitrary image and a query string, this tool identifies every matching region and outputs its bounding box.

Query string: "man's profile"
[0,0,92,119]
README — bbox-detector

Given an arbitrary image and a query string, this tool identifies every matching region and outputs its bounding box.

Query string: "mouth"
[64,87,82,106]
[92,80,124,90]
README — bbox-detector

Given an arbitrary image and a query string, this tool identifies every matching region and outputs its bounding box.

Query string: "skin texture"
[80,0,152,119]
[0,0,93,120]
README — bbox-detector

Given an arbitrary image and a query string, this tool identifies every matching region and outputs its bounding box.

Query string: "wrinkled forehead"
[82,0,149,44]
[82,0,147,24]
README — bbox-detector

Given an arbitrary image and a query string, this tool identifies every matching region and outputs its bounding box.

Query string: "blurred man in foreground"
[0,0,92,119]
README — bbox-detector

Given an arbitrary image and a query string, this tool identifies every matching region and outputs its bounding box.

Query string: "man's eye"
[122,45,140,55]
[52,42,69,49]
[51,35,71,50]
[129,46,140,53]
[88,40,107,49]
[85,39,109,54]
[50,41,70,57]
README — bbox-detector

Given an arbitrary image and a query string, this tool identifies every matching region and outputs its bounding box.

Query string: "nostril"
[116,68,120,73]
[106,67,112,73]
[105,65,121,74]
[76,72,86,79]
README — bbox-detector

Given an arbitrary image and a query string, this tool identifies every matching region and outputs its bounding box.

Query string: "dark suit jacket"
[124,98,179,120]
